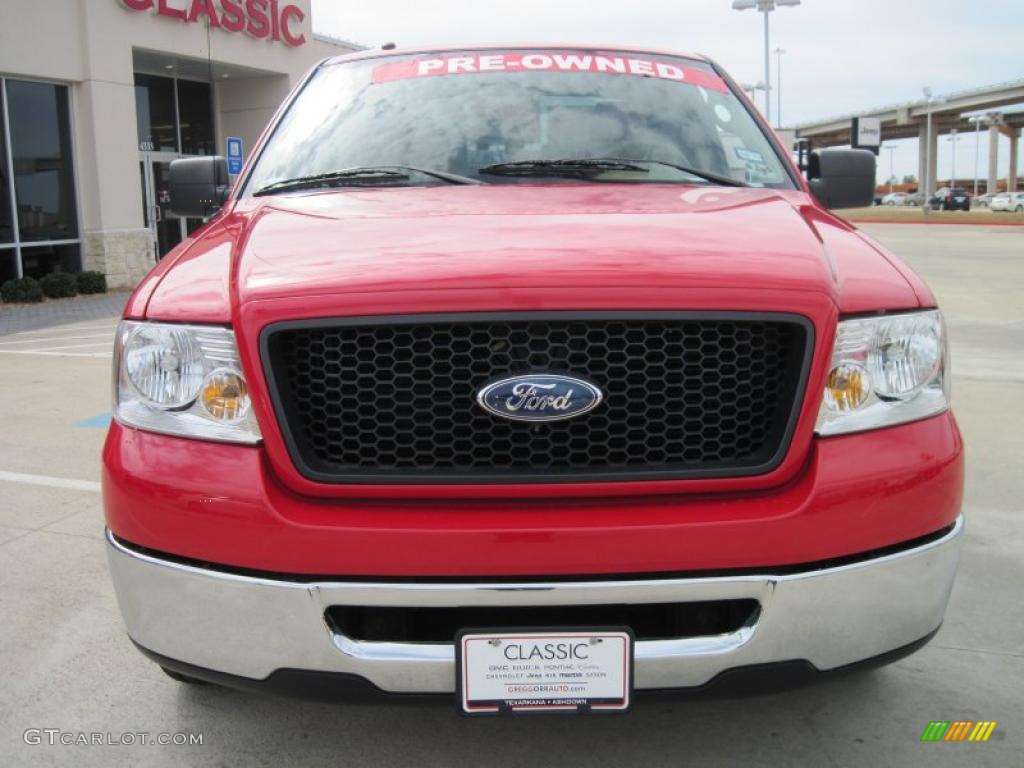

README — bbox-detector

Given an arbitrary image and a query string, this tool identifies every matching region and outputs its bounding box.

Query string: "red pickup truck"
[104,46,962,714]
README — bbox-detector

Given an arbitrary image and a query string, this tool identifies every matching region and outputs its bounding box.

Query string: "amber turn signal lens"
[824,363,870,412]
[200,370,250,421]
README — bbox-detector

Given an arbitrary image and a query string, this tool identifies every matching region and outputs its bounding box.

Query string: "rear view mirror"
[169,157,230,218]
[806,149,876,210]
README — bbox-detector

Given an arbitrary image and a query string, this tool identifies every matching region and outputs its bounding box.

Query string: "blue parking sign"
[226,137,244,175]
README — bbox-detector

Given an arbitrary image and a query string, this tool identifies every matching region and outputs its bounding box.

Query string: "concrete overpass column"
[917,121,939,194]
[925,123,938,195]
[917,123,940,193]
[918,123,928,190]
[988,124,1000,194]
[1008,128,1019,191]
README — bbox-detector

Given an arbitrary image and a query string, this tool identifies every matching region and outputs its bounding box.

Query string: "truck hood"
[142,184,923,322]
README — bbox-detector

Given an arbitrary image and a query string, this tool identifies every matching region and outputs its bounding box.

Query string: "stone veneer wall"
[83,229,155,289]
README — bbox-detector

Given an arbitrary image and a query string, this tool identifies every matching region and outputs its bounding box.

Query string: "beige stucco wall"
[0,0,357,288]
[215,74,296,162]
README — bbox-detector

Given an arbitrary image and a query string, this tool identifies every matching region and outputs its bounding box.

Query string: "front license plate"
[456,629,633,715]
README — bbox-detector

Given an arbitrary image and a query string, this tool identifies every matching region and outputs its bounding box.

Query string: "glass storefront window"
[6,80,78,243]
[135,73,178,152]
[0,250,17,284]
[20,242,81,279]
[0,85,12,244]
[177,79,214,156]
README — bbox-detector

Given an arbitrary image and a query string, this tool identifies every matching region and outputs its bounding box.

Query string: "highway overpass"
[794,79,1024,195]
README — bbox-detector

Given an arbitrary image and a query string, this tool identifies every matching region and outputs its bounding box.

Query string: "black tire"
[1016,205,1023,213]
[160,666,208,685]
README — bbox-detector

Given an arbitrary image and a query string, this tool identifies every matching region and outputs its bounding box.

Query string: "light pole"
[969,115,983,197]
[740,82,767,106]
[732,0,801,125]
[774,47,786,127]
[922,87,943,208]
[885,145,897,193]
[947,129,959,189]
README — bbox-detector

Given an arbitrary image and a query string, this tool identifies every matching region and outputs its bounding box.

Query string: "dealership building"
[0,0,358,288]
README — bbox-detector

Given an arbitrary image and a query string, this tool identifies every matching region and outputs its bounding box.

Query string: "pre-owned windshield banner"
[372,52,729,93]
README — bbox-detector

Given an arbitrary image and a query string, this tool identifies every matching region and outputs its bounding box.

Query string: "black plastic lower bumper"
[134,625,940,706]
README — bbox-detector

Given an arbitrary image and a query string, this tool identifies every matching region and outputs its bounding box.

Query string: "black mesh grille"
[262,313,810,483]
[326,600,760,642]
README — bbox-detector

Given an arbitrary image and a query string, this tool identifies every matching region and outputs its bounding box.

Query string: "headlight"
[114,321,261,444]
[815,310,949,436]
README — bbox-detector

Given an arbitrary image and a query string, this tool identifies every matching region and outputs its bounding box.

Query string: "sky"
[310,0,1022,184]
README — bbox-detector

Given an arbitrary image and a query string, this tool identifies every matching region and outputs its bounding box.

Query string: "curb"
[845,218,1024,227]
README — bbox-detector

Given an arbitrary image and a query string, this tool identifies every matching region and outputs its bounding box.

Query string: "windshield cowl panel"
[244,49,794,197]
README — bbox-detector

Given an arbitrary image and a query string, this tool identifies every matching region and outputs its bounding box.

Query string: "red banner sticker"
[372,53,729,93]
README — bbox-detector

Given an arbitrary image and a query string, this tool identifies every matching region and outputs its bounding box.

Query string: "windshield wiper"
[478,158,649,178]
[478,157,749,187]
[254,165,480,196]
[635,159,750,188]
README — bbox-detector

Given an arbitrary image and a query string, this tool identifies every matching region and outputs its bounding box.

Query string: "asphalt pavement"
[0,223,1020,767]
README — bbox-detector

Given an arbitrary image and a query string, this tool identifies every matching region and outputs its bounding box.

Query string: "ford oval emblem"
[476,374,603,422]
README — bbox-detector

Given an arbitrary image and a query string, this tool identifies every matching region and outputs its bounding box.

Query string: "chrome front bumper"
[106,519,962,693]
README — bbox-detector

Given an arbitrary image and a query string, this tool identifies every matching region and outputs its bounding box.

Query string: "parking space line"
[0,349,110,359]
[0,334,113,346]
[14,341,114,352]
[0,470,101,493]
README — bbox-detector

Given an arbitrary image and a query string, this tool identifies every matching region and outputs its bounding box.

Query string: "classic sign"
[476,374,603,422]
[119,0,307,47]
[458,630,632,715]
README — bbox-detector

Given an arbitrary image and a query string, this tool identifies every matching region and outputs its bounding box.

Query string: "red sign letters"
[120,0,306,47]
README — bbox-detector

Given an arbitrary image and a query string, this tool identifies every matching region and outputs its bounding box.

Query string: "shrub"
[76,270,107,294]
[40,272,78,299]
[1,276,44,304]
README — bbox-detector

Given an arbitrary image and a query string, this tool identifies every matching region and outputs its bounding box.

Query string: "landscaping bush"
[76,270,107,294]
[1,276,44,304]
[40,271,78,299]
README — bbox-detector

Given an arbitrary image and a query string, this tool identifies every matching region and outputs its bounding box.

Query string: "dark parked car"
[929,187,970,211]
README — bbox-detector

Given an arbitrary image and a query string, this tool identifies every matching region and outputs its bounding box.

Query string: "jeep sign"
[852,116,881,154]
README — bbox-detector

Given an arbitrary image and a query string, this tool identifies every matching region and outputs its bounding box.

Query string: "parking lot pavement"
[1,225,1021,767]
[0,292,128,336]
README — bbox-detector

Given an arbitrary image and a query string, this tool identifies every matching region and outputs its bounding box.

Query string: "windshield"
[244,49,794,195]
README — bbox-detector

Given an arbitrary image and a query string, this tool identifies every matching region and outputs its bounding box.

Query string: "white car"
[990,192,1024,212]
[881,192,907,206]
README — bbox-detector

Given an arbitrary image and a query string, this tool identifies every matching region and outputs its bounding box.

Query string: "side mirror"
[806,149,876,209]
[169,156,230,218]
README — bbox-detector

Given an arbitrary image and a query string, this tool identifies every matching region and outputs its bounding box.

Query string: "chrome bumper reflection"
[106,519,962,693]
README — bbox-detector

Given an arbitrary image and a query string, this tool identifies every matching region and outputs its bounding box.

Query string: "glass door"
[140,153,185,259]
[135,70,215,260]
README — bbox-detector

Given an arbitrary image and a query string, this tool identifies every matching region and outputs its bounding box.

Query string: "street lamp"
[774,47,786,127]
[732,0,801,125]
[885,145,897,193]
[946,129,959,189]
[968,115,984,197]
[741,82,767,102]
[922,87,944,206]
